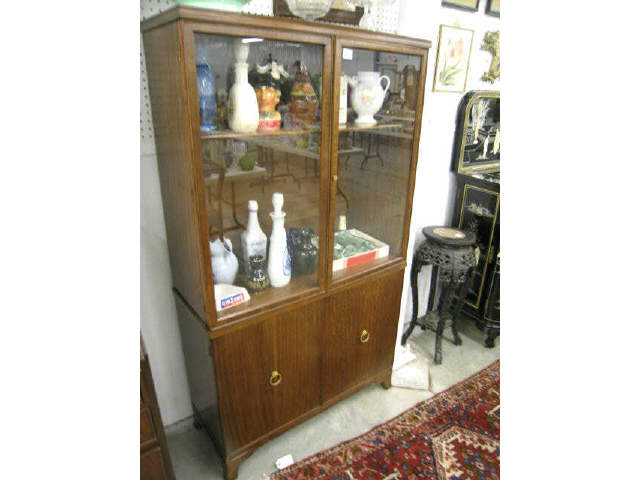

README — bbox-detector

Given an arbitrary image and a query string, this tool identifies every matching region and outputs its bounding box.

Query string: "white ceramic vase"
[228,62,259,133]
[228,39,258,133]
[348,71,390,125]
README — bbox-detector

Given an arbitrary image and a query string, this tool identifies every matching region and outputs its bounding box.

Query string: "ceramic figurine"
[228,39,259,133]
[246,254,270,293]
[288,61,319,130]
[253,57,289,131]
[267,193,291,287]
[254,79,282,132]
[210,237,239,285]
[348,71,390,125]
[241,200,267,269]
[196,52,217,133]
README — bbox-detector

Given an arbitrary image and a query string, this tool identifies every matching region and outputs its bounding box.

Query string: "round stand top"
[422,226,476,247]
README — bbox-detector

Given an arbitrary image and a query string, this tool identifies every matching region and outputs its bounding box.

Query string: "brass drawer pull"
[269,370,282,386]
[360,329,370,343]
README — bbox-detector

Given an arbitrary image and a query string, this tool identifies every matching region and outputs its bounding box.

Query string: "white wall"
[140,0,500,426]
[393,0,500,365]
[141,152,193,425]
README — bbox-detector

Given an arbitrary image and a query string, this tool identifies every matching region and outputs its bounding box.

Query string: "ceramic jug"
[348,71,390,125]
[210,237,239,285]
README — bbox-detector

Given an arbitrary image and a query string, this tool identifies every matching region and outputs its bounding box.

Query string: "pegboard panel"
[140,0,398,154]
[368,2,400,34]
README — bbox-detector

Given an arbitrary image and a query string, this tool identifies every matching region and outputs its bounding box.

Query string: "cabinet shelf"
[216,274,319,322]
[200,122,406,141]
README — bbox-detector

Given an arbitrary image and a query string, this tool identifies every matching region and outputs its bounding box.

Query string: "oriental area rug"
[271,360,500,480]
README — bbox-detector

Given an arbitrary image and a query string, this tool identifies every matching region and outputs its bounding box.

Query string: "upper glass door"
[191,31,328,319]
[331,46,422,282]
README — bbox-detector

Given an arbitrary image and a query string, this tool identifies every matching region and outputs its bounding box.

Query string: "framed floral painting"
[433,25,474,93]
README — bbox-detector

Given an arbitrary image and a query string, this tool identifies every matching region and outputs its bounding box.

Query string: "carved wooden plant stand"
[401,226,477,364]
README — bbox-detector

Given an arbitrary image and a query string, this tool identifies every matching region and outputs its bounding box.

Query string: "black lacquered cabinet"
[450,91,499,342]
[451,173,499,325]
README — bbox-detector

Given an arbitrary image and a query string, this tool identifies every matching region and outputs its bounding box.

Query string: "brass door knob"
[269,370,282,386]
[360,329,370,343]
[332,174,338,182]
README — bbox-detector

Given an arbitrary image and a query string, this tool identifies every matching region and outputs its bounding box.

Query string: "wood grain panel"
[173,293,224,447]
[213,301,322,454]
[140,405,156,447]
[322,269,403,400]
[141,446,168,480]
[143,22,214,323]
[141,6,431,51]
[140,339,176,479]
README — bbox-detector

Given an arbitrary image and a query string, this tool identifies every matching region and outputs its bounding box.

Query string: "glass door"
[188,29,330,320]
[331,45,423,282]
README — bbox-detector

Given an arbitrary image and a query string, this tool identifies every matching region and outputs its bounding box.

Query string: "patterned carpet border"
[270,359,500,480]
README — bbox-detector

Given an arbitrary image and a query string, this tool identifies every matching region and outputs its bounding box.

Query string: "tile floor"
[166,317,500,480]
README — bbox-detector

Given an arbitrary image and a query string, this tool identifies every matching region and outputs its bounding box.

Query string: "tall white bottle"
[229,39,259,133]
[241,200,267,268]
[267,192,291,287]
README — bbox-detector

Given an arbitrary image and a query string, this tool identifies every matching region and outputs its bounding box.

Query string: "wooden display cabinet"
[142,6,430,479]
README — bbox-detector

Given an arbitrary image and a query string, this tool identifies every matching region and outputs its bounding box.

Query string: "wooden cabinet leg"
[380,370,392,390]
[224,456,241,480]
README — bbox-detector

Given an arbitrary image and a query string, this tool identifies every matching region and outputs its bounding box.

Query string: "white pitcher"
[210,237,239,285]
[348,71,390,125]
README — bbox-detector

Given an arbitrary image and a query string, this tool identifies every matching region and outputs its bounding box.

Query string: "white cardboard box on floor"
[391,344,430,390]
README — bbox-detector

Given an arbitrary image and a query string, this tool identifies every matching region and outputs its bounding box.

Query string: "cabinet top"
[141,5,431,50]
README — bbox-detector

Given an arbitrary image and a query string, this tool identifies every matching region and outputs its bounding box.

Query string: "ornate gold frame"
[457,184,499,310]
[457,90,500,174]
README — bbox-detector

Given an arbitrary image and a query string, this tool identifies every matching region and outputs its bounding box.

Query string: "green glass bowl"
[175,0,249,12]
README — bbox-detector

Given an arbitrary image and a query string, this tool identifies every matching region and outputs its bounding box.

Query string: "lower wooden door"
[322,269,404,401]
[213,300,323,453]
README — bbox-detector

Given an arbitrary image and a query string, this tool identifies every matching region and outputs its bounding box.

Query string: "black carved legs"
[434,280,454,365]
[450,267,474,346]
[401,252,423,345]
[485,328,499,348]
[423,266,439,330]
